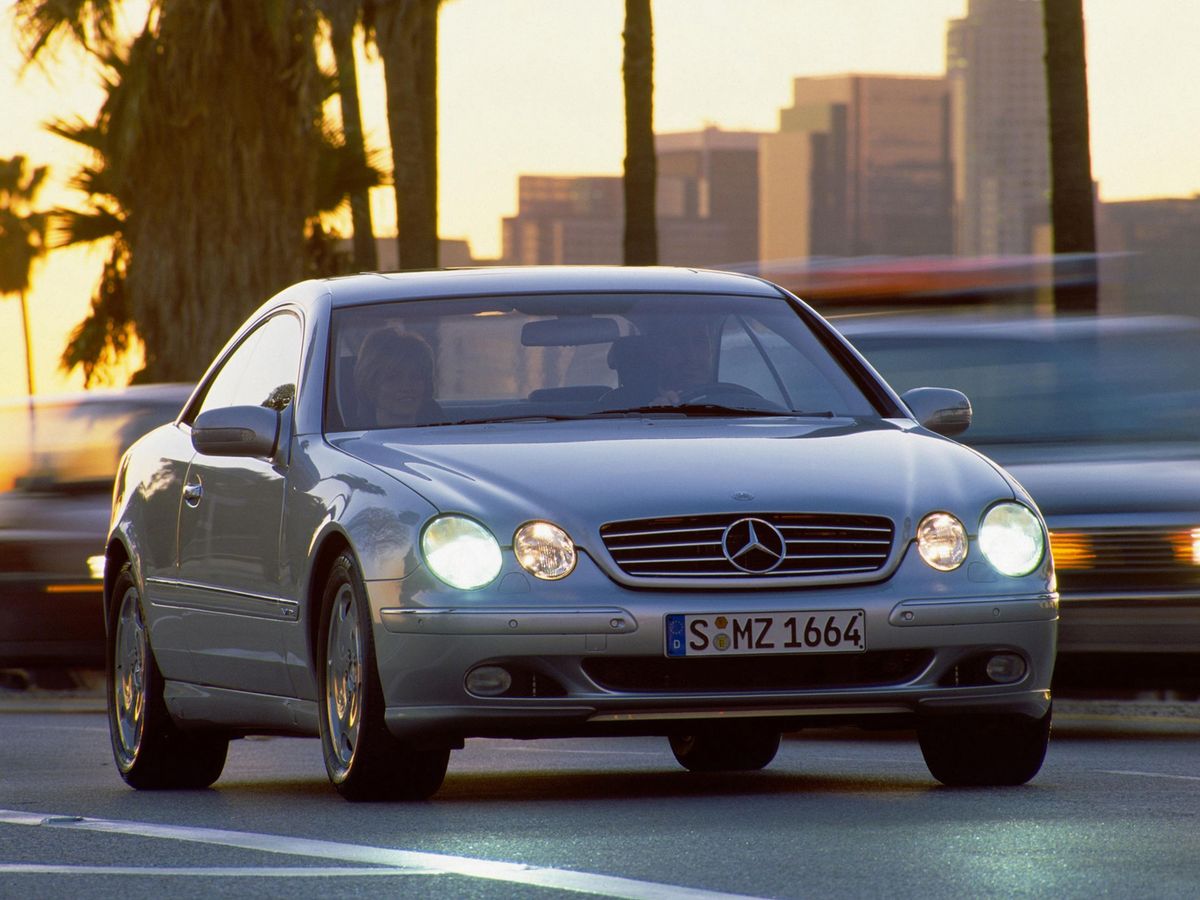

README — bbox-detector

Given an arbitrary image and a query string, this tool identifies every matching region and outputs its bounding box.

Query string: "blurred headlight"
[980,502,1045,577]
[1048,531,1092,570]
[421,515,502,590]
[87,555,107,581]
[1172,528,1200,567]
[514,521,576,580]
[917,512,968,571]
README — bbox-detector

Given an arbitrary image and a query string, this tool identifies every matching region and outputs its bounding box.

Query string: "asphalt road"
[1,680,1199,899]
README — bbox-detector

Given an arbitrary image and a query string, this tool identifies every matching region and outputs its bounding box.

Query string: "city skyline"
[3,0,1200,396]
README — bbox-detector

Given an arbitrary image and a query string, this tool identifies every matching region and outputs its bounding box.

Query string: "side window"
[193,313,303,420]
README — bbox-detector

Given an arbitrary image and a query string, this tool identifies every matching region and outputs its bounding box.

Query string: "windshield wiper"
[435,413,599,426]
[591,404,833,418]
[433,406,836,426]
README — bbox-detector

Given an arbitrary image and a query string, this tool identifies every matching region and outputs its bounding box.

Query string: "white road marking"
[0,865,436,878]
[1099,770,1200,783]
[0,809,758,899]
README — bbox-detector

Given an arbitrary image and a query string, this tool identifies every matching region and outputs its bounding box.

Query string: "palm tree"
[35,12,383,385]
[18,1,332,382]
[115,1,325,381]
[367,0,440,270]
[1042,0,1098,313]
[318,0,379,271]
[622,0,657,266]
[0,156,50,396]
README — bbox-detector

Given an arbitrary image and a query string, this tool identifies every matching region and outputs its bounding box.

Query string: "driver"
[601,319,718,408]
[652,320,716,405]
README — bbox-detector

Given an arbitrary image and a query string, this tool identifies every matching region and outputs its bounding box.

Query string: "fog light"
[985,653,1027,684]
[466,666,512,697]
[87,555,106,581]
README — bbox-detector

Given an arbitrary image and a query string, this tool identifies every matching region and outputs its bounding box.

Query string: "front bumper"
[368,569,1058,743]
[1057,590,1200,655]
[0,576,105,667]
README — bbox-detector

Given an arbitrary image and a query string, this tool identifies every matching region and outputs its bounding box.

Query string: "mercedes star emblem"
[721,517,787,573]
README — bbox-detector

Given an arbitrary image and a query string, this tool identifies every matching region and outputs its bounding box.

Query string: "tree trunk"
[622,0,657,266]
[327,1,379,271]
[374,0,439,271]
[1042,0,1098,313]
[18,288,35,395]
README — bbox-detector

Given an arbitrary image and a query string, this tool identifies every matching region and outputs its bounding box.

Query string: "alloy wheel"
[112,585,147,768]
[325,583,364,776]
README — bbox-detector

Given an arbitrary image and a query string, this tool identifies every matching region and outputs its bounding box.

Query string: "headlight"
[979,502,1045,577]
[514,521,576,580]
[421,515,502,590]
[917,512,968,571]
[87,555,107,581]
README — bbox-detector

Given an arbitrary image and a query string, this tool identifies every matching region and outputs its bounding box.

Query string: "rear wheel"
[669,726,781,772]
[918,708,1051,786]
[318,552,449,801]
[107,564,228,789]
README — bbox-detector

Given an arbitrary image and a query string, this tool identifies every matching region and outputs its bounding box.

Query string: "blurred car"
[0,384,192,667]
[839,313,1200,686]
[104,267,1057,799]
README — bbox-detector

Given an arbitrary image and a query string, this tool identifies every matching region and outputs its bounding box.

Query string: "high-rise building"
[759,75,953,262]
[501,176,624,266]
[1095,196,1200,316]
[947,0,1050,256]
[500,128,762,267]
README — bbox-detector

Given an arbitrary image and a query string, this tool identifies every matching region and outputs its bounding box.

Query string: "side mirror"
[901,387,972,438]
[191,405,280,457]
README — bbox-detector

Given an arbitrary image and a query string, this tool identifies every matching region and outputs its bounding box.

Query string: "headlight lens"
[513,521,577,580]
[421,515,502,590]
[917,512,968,571]
[979,502,1045,577]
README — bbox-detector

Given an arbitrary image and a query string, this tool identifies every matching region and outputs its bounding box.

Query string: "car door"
[175,312,303,694]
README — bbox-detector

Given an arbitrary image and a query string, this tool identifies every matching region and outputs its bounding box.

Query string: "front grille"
[582,650,932,693]
[1051,528,1200,592]
[600,512,895,579]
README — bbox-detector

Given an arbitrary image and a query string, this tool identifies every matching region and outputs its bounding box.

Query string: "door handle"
[183,481,203,507]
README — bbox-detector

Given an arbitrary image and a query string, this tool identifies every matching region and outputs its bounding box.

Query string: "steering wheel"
[678,382,786,411]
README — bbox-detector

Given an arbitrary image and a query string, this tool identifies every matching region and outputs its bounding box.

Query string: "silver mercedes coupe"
[104,266,1057,800]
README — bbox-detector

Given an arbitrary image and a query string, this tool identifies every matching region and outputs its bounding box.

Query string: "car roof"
[318,266,783,308]
[836,313,1200,344]
[0,382,193,412]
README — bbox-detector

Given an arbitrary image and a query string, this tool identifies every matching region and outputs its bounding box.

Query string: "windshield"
[325,292,880,430]
[847,319,1200,445]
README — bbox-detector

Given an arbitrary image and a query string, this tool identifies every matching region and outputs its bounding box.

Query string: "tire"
[107,564,228,790]
[318,552,449,801]
[918,708,1051,787]
[669,726,781,772]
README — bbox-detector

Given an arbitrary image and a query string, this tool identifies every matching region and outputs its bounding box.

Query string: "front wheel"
[318,552,449,801]
[669,727,781,772]
[918,708,1051,786]
[107,564,228,789]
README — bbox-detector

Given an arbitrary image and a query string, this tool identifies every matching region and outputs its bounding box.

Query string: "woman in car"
[352,329,443,427]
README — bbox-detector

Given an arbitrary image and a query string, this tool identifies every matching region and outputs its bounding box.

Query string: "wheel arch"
[305,529,354,667]
[103,536,133,629]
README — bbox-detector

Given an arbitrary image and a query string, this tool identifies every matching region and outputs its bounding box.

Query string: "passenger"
[353,329,442,427]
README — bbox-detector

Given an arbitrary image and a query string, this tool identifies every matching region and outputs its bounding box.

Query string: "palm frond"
[13,0,120,62]
[49,205,123,248]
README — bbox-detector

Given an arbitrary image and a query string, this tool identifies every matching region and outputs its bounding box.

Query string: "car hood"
[982,444,1200,522]
[331,417,1018,544]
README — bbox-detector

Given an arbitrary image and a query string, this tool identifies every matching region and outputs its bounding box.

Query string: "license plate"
[665,610,865,657]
